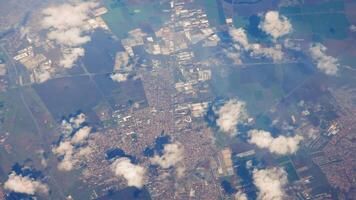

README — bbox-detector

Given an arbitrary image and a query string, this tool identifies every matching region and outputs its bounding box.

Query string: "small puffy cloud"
[110,73,129,82]
[77,146,93,156]
[225,50,243,65]
[41,2,97,30]
[248,129,303,155]
[52,141,75,171]
[283,38,301,51]
[52,113,92,171]
[41,2,99,69]
[309,43,339,76]
[229,28,250,50]
[47,28,91,47]
[57,154,75,172]
[253,167,288,200]
[62,112,87,134]
[235,191,248,200]
[4,172,49,195]
[35,70,52,83]
[71,126,92,144]
[229,28,285,62]
[151,143,184,169]
[69,113,86,128]
[350,25,356,32]
[52,141,74,156]
[259,11,292,39]
[250,44,284,62]
[215,99,248,136]
[59,47,85,69]
[114,52,131,71]
[111,158,146,188]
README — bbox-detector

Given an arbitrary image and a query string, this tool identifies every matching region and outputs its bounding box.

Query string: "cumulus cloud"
[69,113,86,128]
[248,129,303,155]
[151,143,184,169]
[59,48,85,69]
[110,73,129,82]
[52,113,92,171]
[215,99,248,136]
[111,158,146,188]
[225,50,243,65]
[41,2,99,68]
[235,191,248,200]
[114,52,131,71]
[4,172,49,195]
[283,38,301,51]
[47,28,91,47]
[71,126,92,144]
[309,43,339,76]
[250,44,284,62]
[229,28,285,62]
[259,11,292,39]
[253,167,288,200]
[229,28,250,50]
[52,141,75,171]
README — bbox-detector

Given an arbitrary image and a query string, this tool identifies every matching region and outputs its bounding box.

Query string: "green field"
[196,0,226,27]
[280,1,350,39]
[102,0,169,38]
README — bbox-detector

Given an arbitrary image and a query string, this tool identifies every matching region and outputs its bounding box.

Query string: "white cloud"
[57,154,75,172]
[110,73,129,82]
[151,143,184,169]
[235,191,248,200]
[350,25,356,32]
[52,113,92,171]
[59,47,85,69]
[111,158,146,188]
[248,129,303,155]
[229,28,250,50]
[69,113,86,128]
[4,172,49,195]
[52,141,74,157]
[249,44,284,62]
[47,28,91,47]
[215,99,248,136]
[229,28,285,62]
[253,167,288,200]
[114,52,131,71]
[35,70,52,83]
[41,2,97,30]
[309,43,339,76]
[225,50,243,65]
[71,126,92,144]
[283,38,301,51]
[259,11,292,39]
[41,2,99,68]
[52,141,75,171]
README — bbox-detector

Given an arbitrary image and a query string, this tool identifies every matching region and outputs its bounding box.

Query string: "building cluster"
[10,6,109,84]
[13,45,53,83]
